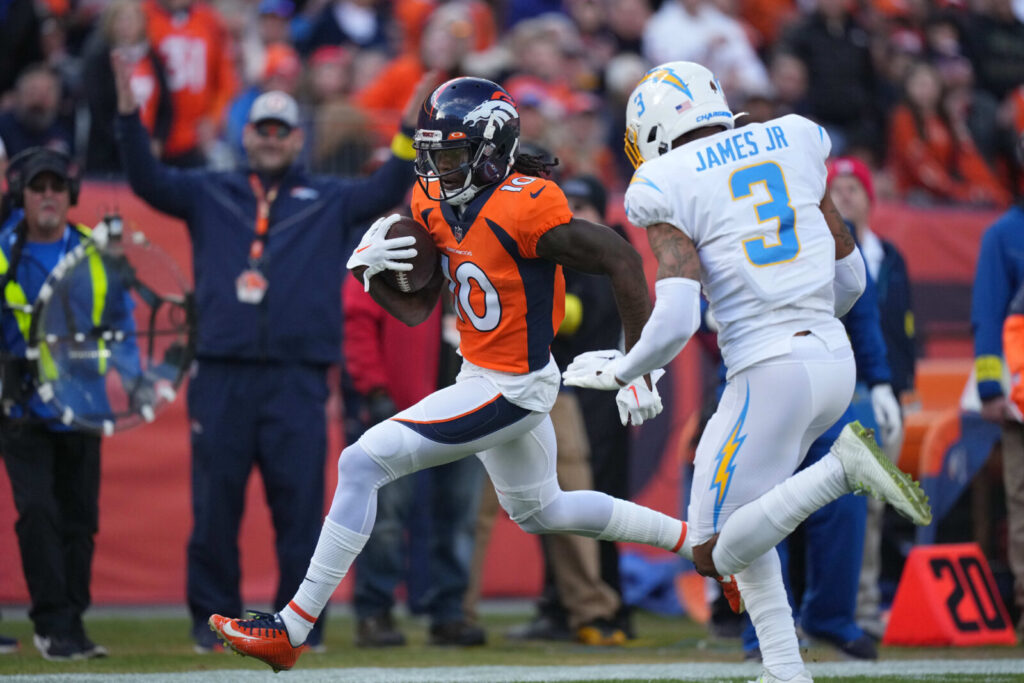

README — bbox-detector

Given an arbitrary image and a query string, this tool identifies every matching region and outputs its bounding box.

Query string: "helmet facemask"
[414,132,516,207]
[413,77,522,207]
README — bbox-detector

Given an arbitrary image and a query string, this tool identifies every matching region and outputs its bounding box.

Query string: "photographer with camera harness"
[0,147,133,661]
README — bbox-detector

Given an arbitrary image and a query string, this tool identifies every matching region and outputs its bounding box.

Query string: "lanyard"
[247,174,279,264]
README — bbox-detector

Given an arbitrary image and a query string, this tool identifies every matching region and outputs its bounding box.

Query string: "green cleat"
[831,421,932,526]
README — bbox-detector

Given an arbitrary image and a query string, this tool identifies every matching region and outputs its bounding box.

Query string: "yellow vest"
[0,223,109,379]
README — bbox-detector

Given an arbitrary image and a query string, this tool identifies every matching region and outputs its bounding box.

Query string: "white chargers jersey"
[625,114,849,376]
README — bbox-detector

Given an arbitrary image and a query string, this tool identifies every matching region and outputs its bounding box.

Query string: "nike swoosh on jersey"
[530,186,546,199]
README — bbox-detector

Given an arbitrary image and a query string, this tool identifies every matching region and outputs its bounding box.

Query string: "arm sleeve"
[972,223,1011,399]
[842,263,891,386]
[614,277,702,384]
[833,247,866,317]
[114,111,201,220]
[342,278,390,395]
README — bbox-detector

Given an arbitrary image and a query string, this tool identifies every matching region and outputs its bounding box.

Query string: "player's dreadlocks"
[512,151,559,179]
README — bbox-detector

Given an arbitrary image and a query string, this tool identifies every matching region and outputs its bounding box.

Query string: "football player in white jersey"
[564,61,932,683]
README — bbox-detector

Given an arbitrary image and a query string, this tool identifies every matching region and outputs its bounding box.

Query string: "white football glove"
[346,214,418,291]
[870,383,903,457]
[562,349,625,391]
[616,369,666,426]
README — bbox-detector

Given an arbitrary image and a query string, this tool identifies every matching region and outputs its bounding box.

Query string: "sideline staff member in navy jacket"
[112,51,434,651]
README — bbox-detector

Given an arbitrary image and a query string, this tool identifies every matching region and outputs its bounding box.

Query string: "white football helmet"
[624,61,738,169]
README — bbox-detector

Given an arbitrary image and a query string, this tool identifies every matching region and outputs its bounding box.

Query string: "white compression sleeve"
[615,277,701,384]
[833,247,866,317]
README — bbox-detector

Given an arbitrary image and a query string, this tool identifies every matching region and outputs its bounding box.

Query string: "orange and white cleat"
[717,575,745,614]
[209,611,302,673]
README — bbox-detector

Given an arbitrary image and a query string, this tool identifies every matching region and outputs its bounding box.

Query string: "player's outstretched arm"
[647,222,701,281]
[350,266,444,327]
[608,222,702,381]
[536,217,651,349]
[562,221,701,390]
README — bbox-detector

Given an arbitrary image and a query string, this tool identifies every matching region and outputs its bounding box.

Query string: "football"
[381,216,438,293]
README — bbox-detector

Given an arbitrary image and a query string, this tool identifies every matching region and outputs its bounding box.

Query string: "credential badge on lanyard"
[237,175,277,304]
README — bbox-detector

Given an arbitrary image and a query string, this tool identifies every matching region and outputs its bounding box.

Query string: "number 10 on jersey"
[441,253,501,332]
[731,161,799,267]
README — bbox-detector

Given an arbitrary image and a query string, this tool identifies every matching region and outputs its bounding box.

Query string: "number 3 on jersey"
[440,253,501,331]
[730,161,799,266]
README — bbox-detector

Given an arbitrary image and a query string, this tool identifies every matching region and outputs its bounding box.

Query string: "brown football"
[381,216,438,293]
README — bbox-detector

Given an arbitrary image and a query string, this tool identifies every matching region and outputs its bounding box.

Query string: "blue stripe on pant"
[186,360,328,643]
[394,394,531,444]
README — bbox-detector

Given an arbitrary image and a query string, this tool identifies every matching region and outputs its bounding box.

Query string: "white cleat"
[749,668,814,683]
[831,421,932,526]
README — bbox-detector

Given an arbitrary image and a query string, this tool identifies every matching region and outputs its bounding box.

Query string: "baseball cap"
[827,157,875,204]
[19,147,73,184]
[258,0,293,17]
[249,90,299,127]
[562,175,607,219]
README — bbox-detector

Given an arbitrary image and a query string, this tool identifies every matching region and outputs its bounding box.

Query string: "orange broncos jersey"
[143,0,237,156]
[411,173,573,374]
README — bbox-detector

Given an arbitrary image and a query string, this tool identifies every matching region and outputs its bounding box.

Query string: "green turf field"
[0,609,1020,681]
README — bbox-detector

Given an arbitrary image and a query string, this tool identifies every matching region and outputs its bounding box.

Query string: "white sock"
[738,550,805,681]
[713,454,847,575]
[596,498,690,559]
[280,518,369,646]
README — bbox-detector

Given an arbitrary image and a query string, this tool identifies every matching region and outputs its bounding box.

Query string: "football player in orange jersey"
[208,77,730,671]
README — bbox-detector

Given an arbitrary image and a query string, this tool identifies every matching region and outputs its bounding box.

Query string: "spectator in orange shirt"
[393,0,495,56]
[354,2,481,144]
[143,0,238,167]
[887,60,1010,207]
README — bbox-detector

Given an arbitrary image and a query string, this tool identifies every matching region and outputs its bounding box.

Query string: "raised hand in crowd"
[111,48,138,115]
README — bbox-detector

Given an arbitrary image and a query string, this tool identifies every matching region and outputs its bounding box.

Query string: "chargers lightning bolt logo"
[639,66,694,100]
[711,381,750,531]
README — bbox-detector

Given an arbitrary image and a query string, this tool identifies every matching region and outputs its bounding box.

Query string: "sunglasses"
[26,176,68,194]
[254,120,293,139]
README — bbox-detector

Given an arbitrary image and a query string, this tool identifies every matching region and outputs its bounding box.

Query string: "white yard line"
[3,660,1024,682]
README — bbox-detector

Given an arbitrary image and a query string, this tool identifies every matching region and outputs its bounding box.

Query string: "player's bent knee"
[353,419,419,479]
[508,500,568,535]
[495,491,545,532]
[337,443,393,489]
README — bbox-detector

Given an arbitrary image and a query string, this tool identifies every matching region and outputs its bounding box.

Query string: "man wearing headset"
[0,148,114,661]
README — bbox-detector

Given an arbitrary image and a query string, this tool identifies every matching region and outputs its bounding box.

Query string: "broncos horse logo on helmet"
[413,77,521,206]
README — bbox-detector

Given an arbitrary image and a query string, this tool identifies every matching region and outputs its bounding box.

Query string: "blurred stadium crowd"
[0,0,1022,202]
